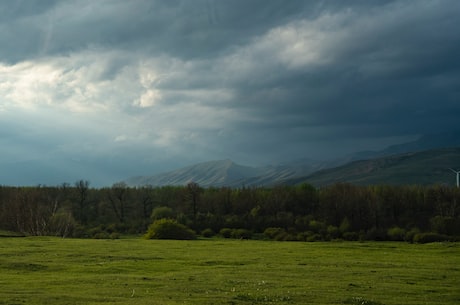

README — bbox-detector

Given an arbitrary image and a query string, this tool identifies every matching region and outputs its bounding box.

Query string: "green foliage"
[219,228,233,238]
[431,216,460,235]
[309,219,327,234]
[151,206,175,220]
[404,227,420,242]
[343,232,359,241]
[0,230,25,237]
[387,226,405,241]
[201,228,215,238]
[306,232,323,242]
[144,218,196,240]
[263,227,285,239]
[413,232,451,243]
[365,227,388,241]
[339,217,351,235]
[231,228,252,239]
[327,225,339,239]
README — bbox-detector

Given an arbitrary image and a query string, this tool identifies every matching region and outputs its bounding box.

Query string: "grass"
[0,237,459,305]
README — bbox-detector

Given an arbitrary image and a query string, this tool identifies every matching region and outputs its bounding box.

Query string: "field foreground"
[0,238,459,305]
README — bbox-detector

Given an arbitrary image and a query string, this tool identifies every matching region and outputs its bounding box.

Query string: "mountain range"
[125,132,460,188]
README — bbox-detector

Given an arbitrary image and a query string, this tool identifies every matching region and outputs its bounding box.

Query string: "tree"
[75,180,90,224]
[186,182,202,221]
[107,182,128,223]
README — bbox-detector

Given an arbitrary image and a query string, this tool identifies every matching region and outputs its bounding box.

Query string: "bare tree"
[187,182,202,221]
[75,180,90,224]
[108,182,128,223]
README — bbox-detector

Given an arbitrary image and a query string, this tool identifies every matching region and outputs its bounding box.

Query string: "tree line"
[0,180,459,242]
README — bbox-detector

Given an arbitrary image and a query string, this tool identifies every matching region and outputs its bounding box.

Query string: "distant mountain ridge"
[288,147,460,187]
[125,132,460,188]
[125,158,329,187]
[345,131,460,162]
[126,159,263,187]
[125,147,460,188]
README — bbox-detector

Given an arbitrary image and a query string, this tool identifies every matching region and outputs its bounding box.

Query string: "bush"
[430,216,460,235]
[231,229,252,239]
[144,218,196,240]
[219,228,233,238]
[306,233,323,242]
[387,226,406,241]
[364,227,387,241]
[343,232,359,241]
[309,220,326,234]
[201,228,215,238]
[271,231,295,241]
[93,232,110,239]
[326,225,339,239]
[109,232,120,239]
[413,232,450,243]
[263,227,285,240]
[405,227,420,242]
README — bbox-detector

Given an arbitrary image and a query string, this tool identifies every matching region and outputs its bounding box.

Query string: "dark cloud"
[0,0,310,63]
[1,0,459,185]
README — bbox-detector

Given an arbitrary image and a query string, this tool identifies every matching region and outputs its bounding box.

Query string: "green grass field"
[0,237,458,305]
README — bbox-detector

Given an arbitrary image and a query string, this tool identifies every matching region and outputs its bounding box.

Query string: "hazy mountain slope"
[125,158,331,187]
[125,133,460,188]
[288,147,460,187]
[346,131,460,162]
[125,159,266,187]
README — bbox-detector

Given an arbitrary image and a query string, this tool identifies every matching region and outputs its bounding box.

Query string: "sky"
[1,0,459,186]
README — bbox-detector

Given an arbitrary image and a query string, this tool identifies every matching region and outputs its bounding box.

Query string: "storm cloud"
[1,0,459,186]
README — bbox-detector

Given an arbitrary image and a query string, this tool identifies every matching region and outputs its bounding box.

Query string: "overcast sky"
[1,0,459,186]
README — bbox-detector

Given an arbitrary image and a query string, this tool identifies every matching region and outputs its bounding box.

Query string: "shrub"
[219,228,233,238]
[430,216,460,235]
[343,232,359,241]
[93,232,110,239]
[326,225,339,239]
[296,232,309,242]
[364,227,387,241]
[144,218,196,240]
[110,232,120,239]
[387,226,406,241]
[339,217,351,235]
[271,231,297,241]
[405,227,420,242]
[201,228,215,238]
[263,227,285,240]
[413,232,450,244]
[309,220,326,234]
[231,229,252,239]
[306,233,323,242]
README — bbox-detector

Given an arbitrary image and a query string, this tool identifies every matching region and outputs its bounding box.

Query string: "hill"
[126,148,460,188]
[288,147,460,187]
[344,131,460,162]
[125,158,330,187]
[126,159,264,187]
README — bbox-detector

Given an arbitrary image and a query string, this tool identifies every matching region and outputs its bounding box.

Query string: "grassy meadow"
[0,237,459,305]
